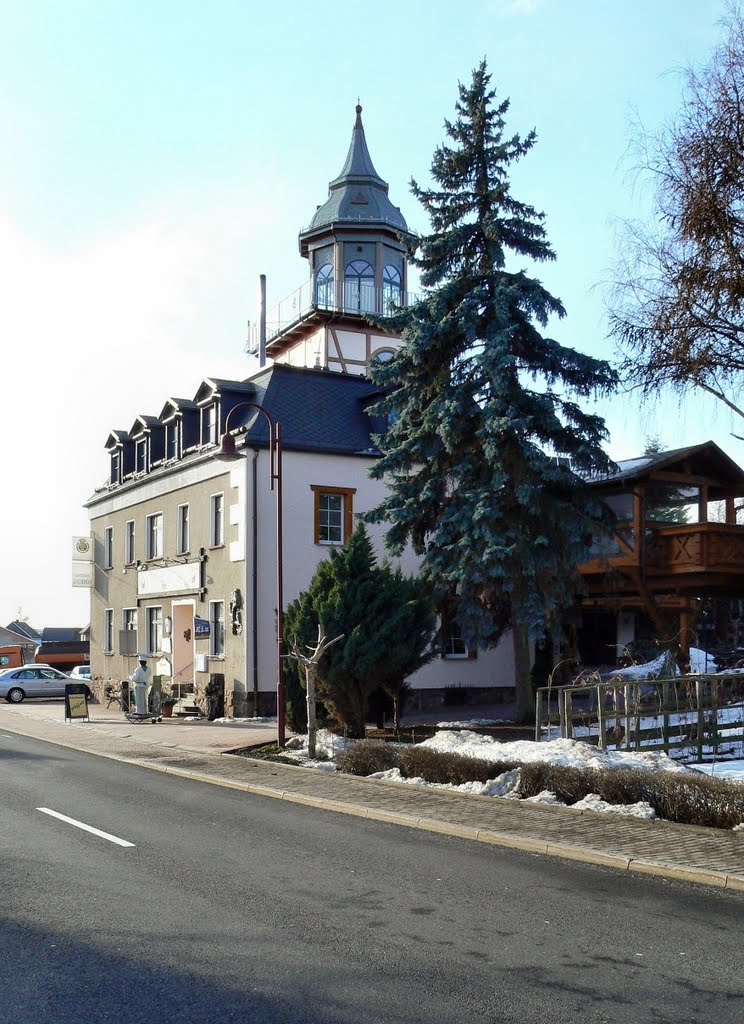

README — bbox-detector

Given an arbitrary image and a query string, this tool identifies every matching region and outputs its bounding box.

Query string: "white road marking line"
[37,808,135,847]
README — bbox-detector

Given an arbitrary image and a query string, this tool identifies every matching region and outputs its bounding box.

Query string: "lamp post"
[214,402,285,747]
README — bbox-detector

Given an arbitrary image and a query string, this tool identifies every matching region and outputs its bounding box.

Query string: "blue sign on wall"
[194,617,211,637]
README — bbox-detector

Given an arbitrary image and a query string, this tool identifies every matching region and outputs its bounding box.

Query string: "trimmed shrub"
[398,745,519,786]
[518,763,744,830]
[336,740,400,777]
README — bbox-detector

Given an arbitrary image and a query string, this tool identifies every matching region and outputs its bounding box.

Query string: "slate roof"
[5,620,41,642]
[238,364,382,457]
[41,627,86,643]
[302,105,409,237]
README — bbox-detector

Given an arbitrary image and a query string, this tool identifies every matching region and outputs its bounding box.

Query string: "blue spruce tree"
[367,61,617,722]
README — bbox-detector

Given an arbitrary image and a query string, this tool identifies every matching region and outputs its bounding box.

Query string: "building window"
[441,607,476,660]
[146,606,163,656]
[122,608,138,655]
[209,600,225,657]
[202,404,217,446]
[146,512,163,560]
[125,520,135,565]
[177,503,190,555]
[165,421,180,461]
[316,263,334,308]
[210,493,224,547]
[104,608,114,654]
[382,264,402,312]
[110,452,121,486]
[344,259,374,312]
[135,438,148,474]
[103,527,113,569]
[311,486,355,545]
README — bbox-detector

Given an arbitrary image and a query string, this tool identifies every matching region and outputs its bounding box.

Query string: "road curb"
[3,722,744,892]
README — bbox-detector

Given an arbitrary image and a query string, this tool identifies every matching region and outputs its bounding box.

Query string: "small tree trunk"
[513,623,534,725]
[305,664,317,759]
[393,693,401,733]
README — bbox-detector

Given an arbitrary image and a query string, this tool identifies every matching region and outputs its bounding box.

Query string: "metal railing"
[246,278,421,353]
[536,675,744,761]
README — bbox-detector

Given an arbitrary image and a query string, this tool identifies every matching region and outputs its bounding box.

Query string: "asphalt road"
[1,730,743,1024]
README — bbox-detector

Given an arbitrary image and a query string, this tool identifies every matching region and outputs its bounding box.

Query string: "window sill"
[442,653,470,660]
[208,544,225,551]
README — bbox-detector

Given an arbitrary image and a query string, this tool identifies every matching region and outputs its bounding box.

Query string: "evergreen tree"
[283,525,436,737]
[366,61,617,722]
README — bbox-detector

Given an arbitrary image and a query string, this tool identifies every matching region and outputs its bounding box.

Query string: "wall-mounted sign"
[156,657,172,677]
[137,561,200,598]
[194,617,210,638]
[72,562,95,588]
[72,536,94,561]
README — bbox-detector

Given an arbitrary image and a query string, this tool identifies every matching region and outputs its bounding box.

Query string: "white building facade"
[85,106,515,717]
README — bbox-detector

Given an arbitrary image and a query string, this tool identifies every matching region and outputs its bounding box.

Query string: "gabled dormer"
[193,378,256,447]
[128,415,162,475]
[105,430,133,486]
[159,397,199,461]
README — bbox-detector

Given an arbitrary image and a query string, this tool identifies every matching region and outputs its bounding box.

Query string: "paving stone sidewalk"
[2,703,744,892]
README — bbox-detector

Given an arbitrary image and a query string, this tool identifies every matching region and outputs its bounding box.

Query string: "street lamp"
[214,402,285,747]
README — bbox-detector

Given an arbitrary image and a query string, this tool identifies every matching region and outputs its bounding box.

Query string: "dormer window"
[344,260,374,313]
[135,439,148,474]
[165,421,180,461]
[110,452,121,486]
[316,263,334,309]
[382,264,402,312]
[202,404,218,446]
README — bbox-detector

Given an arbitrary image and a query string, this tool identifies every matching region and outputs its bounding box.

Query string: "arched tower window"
[344,259,374,313]
[316,263,334,309]
[382,264,402,313]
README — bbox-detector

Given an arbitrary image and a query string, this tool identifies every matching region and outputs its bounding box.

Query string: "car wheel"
[6,688,25,703]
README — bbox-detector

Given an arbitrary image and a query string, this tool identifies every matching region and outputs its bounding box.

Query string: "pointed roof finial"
[355,100,363,129]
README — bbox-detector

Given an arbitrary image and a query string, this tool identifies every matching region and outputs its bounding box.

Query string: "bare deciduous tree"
[609,3,744,426]
[289,625,344,759]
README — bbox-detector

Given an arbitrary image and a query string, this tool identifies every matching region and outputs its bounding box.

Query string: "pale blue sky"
[0,0,733,626]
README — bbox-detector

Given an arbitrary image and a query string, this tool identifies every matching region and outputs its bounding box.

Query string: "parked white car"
[69,665,91,680]
[0,664,85,703]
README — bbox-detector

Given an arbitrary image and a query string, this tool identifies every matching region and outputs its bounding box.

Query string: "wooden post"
[625,684,632,749]
[565,689,574,739]
[662,680,670,753]
[558,688,567,738]
[696,677,704,762]
[535,688,543,742]
[596,684,606,749]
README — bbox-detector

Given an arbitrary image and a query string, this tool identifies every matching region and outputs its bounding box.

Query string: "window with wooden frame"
[311,486,356,545]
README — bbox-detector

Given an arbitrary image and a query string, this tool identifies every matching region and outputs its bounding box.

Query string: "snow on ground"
[606,647,718,680]
[693,758,744,782]
[572,793,656,819]
[436,718,512,728]
[420,729,691,774]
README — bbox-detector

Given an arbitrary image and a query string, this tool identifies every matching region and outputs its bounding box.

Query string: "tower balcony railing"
[246,278,421,354]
